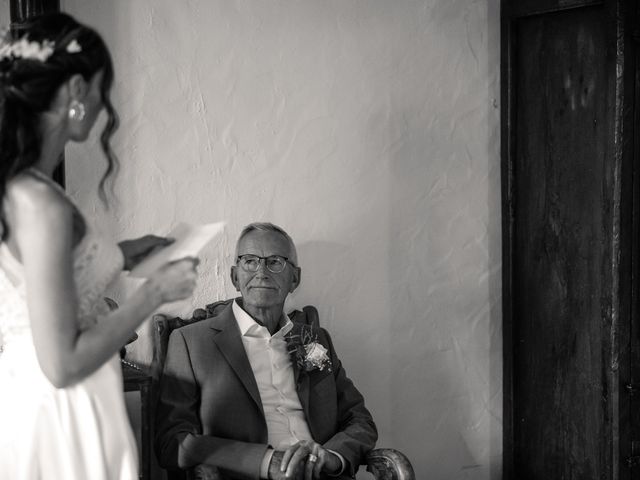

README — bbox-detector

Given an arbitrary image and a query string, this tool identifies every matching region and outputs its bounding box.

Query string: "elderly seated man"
[155,222,377,480]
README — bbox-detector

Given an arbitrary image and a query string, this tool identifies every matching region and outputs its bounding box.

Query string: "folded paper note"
[129,221,225,278]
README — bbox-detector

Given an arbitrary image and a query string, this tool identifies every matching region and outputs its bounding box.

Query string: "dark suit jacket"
[154,300,377,480]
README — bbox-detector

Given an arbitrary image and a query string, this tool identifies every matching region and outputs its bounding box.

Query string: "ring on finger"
[308,453,318,463]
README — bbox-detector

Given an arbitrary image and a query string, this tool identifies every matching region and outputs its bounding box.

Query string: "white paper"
[129,221,225,278]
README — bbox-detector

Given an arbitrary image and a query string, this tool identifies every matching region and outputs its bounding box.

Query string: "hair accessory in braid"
[0,36,55,62]
[66,39,82,54]
[0,28,83,64]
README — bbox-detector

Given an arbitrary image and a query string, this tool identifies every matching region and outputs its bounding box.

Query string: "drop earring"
[68,100,86,122]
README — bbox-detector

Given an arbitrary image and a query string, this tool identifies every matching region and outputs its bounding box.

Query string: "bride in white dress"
[0,13,198,479]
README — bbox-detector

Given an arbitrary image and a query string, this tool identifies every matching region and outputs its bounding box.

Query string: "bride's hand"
[146,257,199,304]
[118,235,174,270]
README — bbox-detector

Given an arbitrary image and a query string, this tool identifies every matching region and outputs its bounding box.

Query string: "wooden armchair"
[152,301,415,480]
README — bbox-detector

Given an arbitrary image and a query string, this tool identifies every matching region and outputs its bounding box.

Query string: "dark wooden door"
[629,0,640,472]
[502,1,639,478]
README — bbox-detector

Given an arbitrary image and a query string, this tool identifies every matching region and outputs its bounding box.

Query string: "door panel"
[512,6,614,478]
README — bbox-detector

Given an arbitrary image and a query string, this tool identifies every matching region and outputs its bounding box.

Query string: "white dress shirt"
[233,300,313,447]
[232,301,345,478]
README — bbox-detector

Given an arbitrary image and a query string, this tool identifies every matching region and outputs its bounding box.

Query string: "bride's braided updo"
[0,13,119,240]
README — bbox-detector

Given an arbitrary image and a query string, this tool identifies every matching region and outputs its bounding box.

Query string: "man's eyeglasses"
[236,254,296,273]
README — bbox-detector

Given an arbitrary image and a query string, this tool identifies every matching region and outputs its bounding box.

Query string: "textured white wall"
[62,1,502,479]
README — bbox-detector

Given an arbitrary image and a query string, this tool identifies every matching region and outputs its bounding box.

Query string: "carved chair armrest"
[184,448,415,480]
[186,464,224,480]
[366,448,415,480]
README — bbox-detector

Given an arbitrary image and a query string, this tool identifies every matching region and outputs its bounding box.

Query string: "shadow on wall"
[294,223,490,479]
[291,240,357,320]
[294,239,390,480]
[384,25,502,478]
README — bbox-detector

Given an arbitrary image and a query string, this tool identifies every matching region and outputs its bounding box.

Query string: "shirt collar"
[233,299,293,338]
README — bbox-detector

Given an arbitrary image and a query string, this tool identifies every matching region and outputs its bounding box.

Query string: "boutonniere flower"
[286,324,332,372]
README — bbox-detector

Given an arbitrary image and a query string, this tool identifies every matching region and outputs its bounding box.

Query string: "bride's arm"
[8,179,196,388]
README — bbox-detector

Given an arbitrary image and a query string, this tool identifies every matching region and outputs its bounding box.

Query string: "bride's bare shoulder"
[5,173,71,220]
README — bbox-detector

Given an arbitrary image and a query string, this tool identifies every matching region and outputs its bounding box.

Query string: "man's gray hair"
[234,222,298,266]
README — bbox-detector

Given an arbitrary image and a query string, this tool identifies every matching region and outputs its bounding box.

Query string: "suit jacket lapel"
[296,372,311,426]
[210,306,264,417]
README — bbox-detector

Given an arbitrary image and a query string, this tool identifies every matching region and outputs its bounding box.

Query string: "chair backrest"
[151,299,232,382]
[151,300,319,382]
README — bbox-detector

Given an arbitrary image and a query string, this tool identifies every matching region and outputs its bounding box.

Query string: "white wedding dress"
[0,204,138,479]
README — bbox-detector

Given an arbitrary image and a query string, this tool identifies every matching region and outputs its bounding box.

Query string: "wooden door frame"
[629,0,640,471]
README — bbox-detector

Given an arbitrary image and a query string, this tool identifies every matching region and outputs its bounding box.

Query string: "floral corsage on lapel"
[286,324,332,373]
